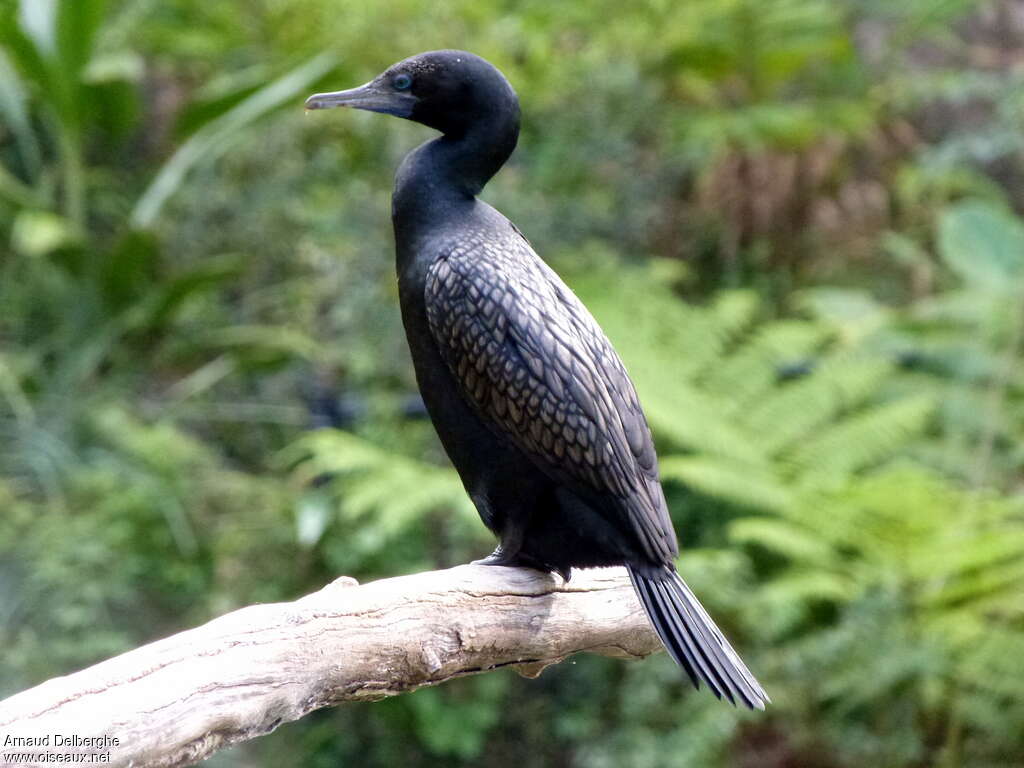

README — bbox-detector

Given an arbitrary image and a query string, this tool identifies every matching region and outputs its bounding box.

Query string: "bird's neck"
[392,110,519,246]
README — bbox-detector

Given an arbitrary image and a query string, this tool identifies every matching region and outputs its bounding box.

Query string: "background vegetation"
[2,0,1023,765]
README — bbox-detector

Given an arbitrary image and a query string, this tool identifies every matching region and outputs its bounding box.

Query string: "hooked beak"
[304,81,416,117]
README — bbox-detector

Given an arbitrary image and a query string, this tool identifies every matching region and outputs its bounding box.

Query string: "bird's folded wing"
[424,237,677,562]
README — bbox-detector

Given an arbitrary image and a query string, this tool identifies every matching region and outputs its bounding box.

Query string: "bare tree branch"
[0,565,660,768]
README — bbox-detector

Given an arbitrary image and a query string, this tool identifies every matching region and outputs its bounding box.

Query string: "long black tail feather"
[627,566,769,710]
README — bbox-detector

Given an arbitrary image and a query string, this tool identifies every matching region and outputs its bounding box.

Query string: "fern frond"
[785,395,935,482]
[729,517,835,565]
[638,382,765,463]
[340,463,473,527]
[701,320,830,416]
[740,355,893,456]
[661,456,792,513]
[284,429,476,530]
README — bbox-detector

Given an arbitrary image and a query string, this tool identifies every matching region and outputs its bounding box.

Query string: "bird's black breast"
[422,217,679,564]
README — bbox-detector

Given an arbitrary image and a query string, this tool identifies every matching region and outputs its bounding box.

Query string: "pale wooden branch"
[0,565,660,768]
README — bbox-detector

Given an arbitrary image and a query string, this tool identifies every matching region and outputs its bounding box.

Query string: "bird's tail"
[627,565,769,710]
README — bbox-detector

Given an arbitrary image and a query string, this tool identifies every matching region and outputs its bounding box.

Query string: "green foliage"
[737,467,1024,766]
[283,429,484,576]
[658,0,875,157]
[937,201,1024,291]
[405,674,510,759]
[4,1,1024,767]
[808,200,1024,490]
[0,407,298,689]
[0,0,333,501]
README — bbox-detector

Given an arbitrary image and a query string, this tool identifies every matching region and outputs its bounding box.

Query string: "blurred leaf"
[0,48,41,174]
[17,0,57,58]
[661,456,793,513]
[10,209,77,256]
[98,229,159,311]
[83,50,143,82]
[938,202,1024,292]
[174,63,272,137]
[295,491,331,548]
[141,254,244,329]
[204,325,320,365]
[56,0,107,83]
[131,51,337,228]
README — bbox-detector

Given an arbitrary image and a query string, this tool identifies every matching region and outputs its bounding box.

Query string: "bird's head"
[305,50,519,139]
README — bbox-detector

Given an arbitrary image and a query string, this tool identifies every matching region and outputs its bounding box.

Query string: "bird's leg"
[472,521,526,567]
[472,541,571,582]
[469,501,570,580]
[472,546,521,567]
[472,548,570,582]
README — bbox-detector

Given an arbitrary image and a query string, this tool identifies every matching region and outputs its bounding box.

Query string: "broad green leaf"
[938,201,1024,291]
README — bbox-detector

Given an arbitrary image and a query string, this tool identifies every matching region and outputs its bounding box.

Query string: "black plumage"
[306,50,768,709]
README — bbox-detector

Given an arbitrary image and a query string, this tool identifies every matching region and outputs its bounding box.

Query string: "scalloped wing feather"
[424,231,677,563]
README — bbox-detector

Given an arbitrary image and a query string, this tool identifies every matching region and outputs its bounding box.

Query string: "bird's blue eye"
[393,73,412,91]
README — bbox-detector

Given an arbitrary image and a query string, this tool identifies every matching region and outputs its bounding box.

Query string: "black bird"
[306,51,768,709]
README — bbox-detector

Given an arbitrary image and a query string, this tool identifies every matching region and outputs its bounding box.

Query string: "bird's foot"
[472,548,571,582]
[471,546,521,568]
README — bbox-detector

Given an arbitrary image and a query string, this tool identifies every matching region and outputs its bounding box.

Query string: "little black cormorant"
[306,51,768,709]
